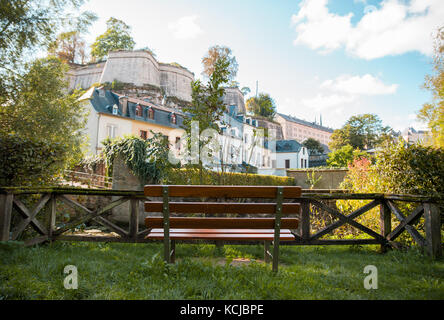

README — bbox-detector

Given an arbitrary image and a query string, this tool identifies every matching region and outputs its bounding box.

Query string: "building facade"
[275,113,333,146]
[402,127,432,145]
[80,87,186,156]
[80,86,272,172]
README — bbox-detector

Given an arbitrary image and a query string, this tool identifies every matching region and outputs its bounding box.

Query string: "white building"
[402,127,432,145]
[259,140,309,176]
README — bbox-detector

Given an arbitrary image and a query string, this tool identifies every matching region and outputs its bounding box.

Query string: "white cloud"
[301,93,356,110]
[300,73,397,121]
[169,15,203,40]
[321,74,398,95]
[291,0,444,59]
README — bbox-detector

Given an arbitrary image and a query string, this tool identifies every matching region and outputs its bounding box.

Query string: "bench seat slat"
[149,228,293,234]
[144,185,302,199]
[145,217,299,229]
[145,202,300,215]
[146,231,296,241]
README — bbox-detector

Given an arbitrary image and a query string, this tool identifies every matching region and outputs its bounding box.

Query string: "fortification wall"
[159,63,194,102]
[68,51,194,104]
[223,87,246,114]
[67,62,105,90]
[100,50,160,87]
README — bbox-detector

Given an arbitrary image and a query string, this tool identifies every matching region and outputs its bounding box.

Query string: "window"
[148,108,154,120]
[301,159,304,168]
[285,159,290,169]
[304,159,307,168]
[106,125,117,138]
[303,148,305,155]
[140,130,147,140]
[112,105,118,115]
[171,113,177,124]
[135,105,143,117]
[175,137,181,150]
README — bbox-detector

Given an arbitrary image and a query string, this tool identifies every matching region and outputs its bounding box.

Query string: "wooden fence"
[0,187,442,259]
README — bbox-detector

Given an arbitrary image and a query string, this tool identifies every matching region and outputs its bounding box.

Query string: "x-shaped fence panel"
[0,188,442,259]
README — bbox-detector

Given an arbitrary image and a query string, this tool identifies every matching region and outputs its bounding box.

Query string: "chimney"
[119,96,128,116]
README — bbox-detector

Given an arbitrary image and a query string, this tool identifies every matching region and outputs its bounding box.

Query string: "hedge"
[165,168,295,186]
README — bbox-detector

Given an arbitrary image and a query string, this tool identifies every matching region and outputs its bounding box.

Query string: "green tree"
[90,17,136,61]
[246,93,276,119]
[329,114,392,151]
[0,0,96,102]
[418,26,444,148]
[303,138,324,155]
[0,57,89,185]
[202,45,238,83]
[326,145,368,168]
[183,56,230,182]
[48,31,87,64]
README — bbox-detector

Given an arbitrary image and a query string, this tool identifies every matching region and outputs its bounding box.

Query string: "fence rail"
[0,187,442,259]
[62,170,113,189]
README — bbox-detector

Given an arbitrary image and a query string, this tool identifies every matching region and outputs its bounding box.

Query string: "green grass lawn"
[0,241,443,300]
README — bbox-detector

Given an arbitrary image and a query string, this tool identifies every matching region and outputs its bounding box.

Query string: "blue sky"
[79,0,443,131]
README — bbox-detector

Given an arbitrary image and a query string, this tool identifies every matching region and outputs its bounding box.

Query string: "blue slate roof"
[278,113,334,133]
[264,140,303,153]
[89,88,184,129]
[275,140,303,153]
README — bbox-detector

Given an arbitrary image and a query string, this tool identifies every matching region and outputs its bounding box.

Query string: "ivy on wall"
[102,133,171,184]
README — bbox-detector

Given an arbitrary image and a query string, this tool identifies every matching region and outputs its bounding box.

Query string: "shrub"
[373,140,444,196]
[336,141,444,243]
[327,144,368,168]
[0,133,69,186]
[165,168,295,186]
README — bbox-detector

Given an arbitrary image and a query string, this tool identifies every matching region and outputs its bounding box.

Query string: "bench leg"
[264,241,271,263]
[272,241,279,272]
[170,240,176,264]
[215,240,224,249]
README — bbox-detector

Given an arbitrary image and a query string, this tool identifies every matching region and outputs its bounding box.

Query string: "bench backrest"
[144,185,302,199]
[144,185,301,229]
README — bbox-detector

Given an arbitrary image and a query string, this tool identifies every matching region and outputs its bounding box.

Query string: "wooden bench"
[144,185,301,271]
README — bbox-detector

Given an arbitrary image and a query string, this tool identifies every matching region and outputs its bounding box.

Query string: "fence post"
[0,193,13,241]
[379,200,391,253]
[423,202,442,259]
[48,193,57,240]
[129,198,139,241]
[299,199,310,241]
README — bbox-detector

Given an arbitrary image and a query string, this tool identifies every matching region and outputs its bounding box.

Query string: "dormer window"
[171,113,177,125]
[135,104,143,117]
[148,107,154,120]
[112,105,118,115]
